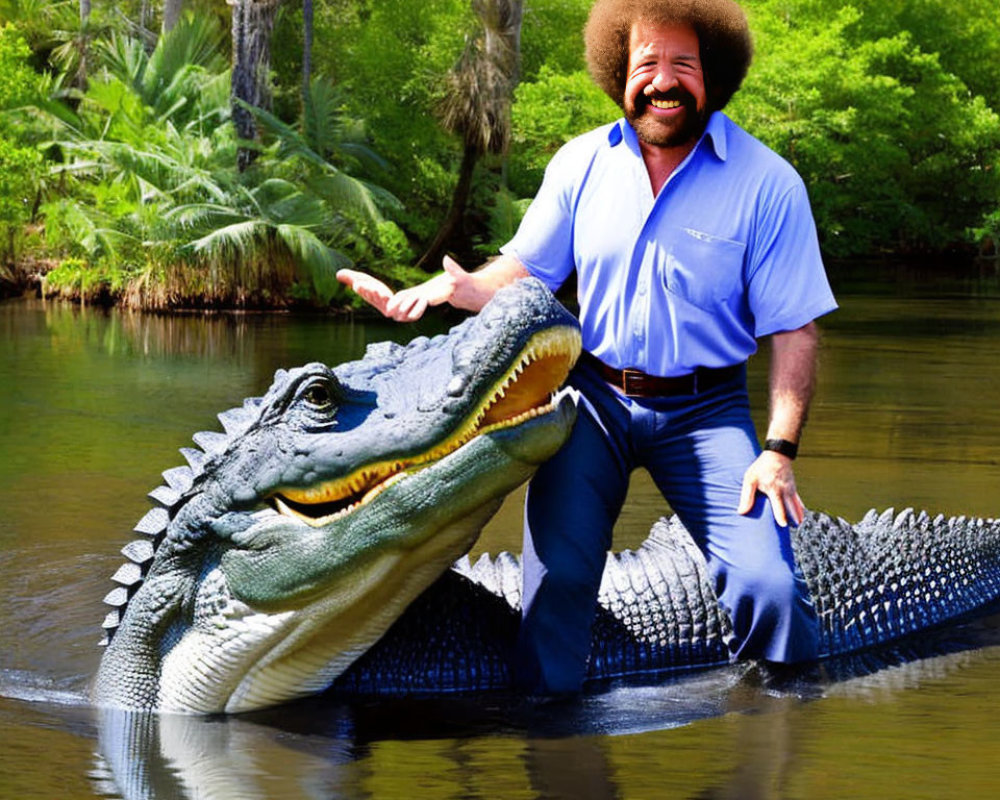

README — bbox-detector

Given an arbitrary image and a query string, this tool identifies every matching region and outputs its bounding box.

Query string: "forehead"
[628,20,700,59]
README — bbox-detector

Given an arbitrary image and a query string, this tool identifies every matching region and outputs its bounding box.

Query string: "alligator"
[92,277,581,713]
[93,279,1000,713]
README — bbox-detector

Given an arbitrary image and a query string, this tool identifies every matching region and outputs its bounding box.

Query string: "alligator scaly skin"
[332,508,1000,695]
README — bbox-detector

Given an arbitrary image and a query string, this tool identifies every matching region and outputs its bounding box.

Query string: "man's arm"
[737,321,820,527]
[337,254,530,322]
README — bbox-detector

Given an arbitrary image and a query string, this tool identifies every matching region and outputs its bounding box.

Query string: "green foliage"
[0,23,45,263]
[310,0,474,240]
[509,66,618,196]
[838,0,1000,112]
[0,23,36,109]
[28,13,398,307]
[730,1,1000,257]
[519,0,590,79]
[6,0,1000,307]
[0,135,42,261]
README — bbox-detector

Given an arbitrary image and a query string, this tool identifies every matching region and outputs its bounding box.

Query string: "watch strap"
[764,438,799,460]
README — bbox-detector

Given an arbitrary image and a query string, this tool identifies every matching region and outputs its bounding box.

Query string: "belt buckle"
[621,368,644,396]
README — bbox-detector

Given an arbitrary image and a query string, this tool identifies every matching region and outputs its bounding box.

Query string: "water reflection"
[5,293,1000,799]
[86,638,1000,800]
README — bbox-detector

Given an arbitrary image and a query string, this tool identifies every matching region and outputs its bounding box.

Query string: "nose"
[649,63,679,94]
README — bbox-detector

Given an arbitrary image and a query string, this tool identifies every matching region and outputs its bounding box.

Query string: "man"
[338,0,836,694]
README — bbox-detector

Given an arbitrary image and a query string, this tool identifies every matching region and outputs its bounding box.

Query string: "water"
[2,289,1000,799]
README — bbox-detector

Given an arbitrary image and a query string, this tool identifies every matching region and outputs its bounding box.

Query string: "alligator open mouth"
[271,325,581,527]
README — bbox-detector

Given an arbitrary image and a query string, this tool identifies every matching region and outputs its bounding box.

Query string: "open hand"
[737,450,805,527]
[336,269,395,316]
[337,257,472,322]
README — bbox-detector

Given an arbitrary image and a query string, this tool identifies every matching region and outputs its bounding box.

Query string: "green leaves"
[728,0,1000,257]
[25,12,398,307]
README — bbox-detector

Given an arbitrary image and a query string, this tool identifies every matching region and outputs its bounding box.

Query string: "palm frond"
[275,223,352,302]
[145,14,227,96]
[185,218,271,261]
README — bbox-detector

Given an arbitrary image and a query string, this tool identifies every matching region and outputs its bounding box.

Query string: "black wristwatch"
[764,438,799,460]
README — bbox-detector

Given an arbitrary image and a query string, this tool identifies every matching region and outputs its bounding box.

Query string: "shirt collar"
[608,111,728,161]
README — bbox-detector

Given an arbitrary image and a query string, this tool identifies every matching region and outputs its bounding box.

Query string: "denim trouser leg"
[516,379,631,694]
[516,364,819,694]
[635,377,820,665]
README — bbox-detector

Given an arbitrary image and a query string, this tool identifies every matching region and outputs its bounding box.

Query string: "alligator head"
[92,278,581,713]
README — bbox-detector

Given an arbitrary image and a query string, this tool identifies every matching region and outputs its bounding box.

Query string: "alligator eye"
[303,383,333,409]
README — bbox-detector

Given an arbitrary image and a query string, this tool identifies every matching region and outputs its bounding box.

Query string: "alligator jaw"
[271,325,581,527]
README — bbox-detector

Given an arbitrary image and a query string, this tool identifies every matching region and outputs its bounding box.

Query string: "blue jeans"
[516,361,820,694]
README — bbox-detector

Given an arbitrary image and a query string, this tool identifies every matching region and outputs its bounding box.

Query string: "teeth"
[650,99,681,109]
[361,471,407,505]
[273,325,581,525]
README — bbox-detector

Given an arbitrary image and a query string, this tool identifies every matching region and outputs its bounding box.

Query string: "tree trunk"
[77,0,91,86]
[229,0,283,172]
[419,0,524,268]
[416,144,480,271]
[302,0,313,101]
[162,0,184,33]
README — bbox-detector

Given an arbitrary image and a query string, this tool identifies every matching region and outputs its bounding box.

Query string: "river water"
[2,282,1000,798]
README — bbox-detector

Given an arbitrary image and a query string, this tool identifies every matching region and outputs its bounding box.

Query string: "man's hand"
[737,450,805,528]
[335,269,395,316]
[337,254,529,321]
[337,258,467,322]
[739,322,819,528]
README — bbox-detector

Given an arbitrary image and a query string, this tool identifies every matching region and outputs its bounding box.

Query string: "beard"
[625,90,709,149]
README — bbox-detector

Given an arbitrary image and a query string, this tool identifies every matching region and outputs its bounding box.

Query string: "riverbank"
[5,253,1000,312]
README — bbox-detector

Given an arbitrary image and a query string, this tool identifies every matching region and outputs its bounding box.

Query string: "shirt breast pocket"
[664,228,747,312]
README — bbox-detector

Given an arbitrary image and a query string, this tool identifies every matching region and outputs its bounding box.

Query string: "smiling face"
[623,20,708,149]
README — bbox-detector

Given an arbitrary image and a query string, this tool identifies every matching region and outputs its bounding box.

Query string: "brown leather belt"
[580,351,744,397]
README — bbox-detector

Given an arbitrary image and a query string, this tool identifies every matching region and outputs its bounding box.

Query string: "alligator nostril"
[446,375,467,397]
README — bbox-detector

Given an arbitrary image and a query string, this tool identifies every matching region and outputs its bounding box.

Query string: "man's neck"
[639,137,699,196]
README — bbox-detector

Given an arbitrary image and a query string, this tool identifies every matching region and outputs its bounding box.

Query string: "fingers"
[442,254,467,277]
[336,269,394,315]
[769,488,790,528]
[787,490,806,527]
[737,473,757,516]
[386,290,428,322]
[738,452,804,528]
[336,264,459,322]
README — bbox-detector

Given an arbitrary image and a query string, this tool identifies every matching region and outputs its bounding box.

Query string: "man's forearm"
[449,253,531,312]
[766,322,819,444]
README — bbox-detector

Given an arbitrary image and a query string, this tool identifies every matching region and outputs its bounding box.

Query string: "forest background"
[0,0,998,310]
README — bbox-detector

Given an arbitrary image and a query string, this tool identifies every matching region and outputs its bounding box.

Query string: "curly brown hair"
[584,0,753,112]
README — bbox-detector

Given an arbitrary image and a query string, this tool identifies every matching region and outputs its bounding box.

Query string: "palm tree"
[230,0,284,172]
[174,82,400,303]
[162,0,184,33]
[417,0,523,270]
[302,0,313,102]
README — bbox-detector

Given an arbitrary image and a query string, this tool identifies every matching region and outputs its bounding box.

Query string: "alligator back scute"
[98,394,258,647]
[587,516,733,680]
[793,508,1000,658]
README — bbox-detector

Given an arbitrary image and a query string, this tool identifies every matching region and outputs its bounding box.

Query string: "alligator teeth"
[361,471,407,505]
[273,325,581,526]
[274,495,356,528]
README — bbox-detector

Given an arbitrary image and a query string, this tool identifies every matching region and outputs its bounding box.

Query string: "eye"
[303,382,333,409]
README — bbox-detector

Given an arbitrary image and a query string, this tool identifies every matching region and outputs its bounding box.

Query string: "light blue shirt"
[501,112,837,376]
